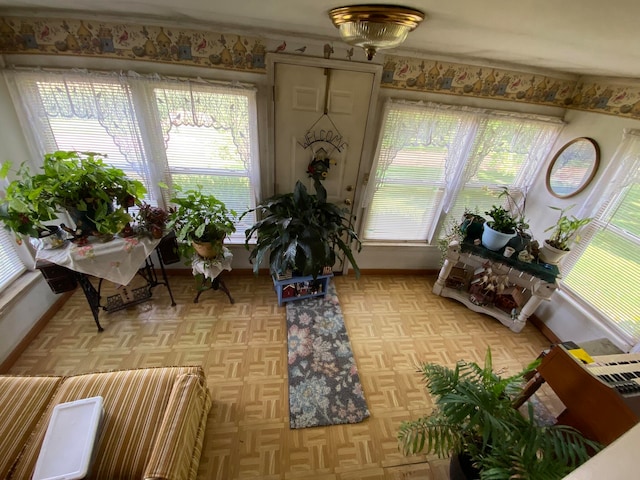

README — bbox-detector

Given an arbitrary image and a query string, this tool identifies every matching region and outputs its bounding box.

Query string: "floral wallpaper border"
[382,55,640,119]
[0,16,268,72]
[381,55,576,108]
[2,16,640,119]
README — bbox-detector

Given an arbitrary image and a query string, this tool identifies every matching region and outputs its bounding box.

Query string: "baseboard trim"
[0,291,73,374]
[161,269,438,276]
[529,314,561,344]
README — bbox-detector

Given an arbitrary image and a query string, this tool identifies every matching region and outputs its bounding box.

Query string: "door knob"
[344,198,352,206]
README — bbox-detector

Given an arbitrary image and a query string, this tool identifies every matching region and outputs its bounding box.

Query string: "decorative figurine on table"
[59,223,89,245]
[518,250,533,263]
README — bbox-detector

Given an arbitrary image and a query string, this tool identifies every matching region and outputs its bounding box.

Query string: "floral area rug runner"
[286,281,370,429]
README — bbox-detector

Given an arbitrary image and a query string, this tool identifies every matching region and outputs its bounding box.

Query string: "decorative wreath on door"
[307,147,337,182]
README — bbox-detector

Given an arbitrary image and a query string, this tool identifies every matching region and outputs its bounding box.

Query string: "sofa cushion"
[11,366,204,480]
[0,376,63,479]
[143,373,211,480]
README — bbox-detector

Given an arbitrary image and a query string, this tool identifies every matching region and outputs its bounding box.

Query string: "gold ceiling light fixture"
[328,4,426,61]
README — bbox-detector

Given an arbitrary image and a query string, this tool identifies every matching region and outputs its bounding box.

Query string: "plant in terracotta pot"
[0,151,146,240]
[242,180,361,279]
[166,185,236,260]
[398,348,600,480]
[539,205,591,265]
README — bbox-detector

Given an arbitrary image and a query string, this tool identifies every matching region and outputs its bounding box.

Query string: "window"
[5,70,260,242]
[563,129,640,343]
[152,84,258,235]
[0,230,27,291]
[362,100,562,242]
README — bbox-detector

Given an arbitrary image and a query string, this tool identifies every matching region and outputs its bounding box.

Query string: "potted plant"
[0,161,58,238]
[460,209,486,242]
[398,348,601,479]
[497,187,532,254]
[539,205,592,265]
[135,203,169,239]
[166,185,236,260]
[0,151,146,241]
[242,180,361,279]
[481,205,519,251]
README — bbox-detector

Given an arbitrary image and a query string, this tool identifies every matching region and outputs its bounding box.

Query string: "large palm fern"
[398,348,601,480]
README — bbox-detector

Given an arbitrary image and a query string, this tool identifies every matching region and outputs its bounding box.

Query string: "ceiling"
[1,0,640,78]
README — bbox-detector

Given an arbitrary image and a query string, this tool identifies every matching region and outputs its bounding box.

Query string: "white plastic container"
[33,396,104,480]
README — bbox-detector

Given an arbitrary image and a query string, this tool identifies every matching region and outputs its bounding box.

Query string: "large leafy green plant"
[242,180,361,278]
[166,185,236,258]
[0,161,58,237]
[0,151,146,237]
[398,348,600,479]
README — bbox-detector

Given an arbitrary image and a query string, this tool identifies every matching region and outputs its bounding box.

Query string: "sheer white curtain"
[129,74,260,236]
[442,113,562,234]
[3,68,261,242]
[362,99,562,242]
[563,129,640,345]
[361,100,481,241]
[4,69,158,205]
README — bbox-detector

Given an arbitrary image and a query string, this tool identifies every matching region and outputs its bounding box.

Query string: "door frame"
[266,54,382,276]
[266,53,382,205]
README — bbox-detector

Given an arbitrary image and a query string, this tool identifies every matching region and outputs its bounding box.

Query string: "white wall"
[0,69,60,365]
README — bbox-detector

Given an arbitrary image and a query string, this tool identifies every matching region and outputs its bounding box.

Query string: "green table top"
[459,239,559,283]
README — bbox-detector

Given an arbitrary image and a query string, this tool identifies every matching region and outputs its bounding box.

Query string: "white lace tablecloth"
[36,236,161,285]
[191,247,233,280]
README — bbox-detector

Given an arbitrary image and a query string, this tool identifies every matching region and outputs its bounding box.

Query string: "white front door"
[273,62,375,211]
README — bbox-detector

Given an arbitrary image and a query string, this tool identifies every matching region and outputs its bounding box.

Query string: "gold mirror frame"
[546,137,600,199]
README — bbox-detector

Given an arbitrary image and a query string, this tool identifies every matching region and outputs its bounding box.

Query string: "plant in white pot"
[539,205,591,265]
[481,205,519,251]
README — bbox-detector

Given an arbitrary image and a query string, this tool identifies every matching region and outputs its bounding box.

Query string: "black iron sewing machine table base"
[36,233,179,332]
[76,252,176,332]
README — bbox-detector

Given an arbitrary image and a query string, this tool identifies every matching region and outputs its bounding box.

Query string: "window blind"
[152,85,258,240]
[4,70,260,250]
[362,102,476,241]
[0,229,26,290]
[363,100,561,242]
[564,132,640,342]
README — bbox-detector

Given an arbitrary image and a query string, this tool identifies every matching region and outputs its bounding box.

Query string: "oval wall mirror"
[546,137,600,198]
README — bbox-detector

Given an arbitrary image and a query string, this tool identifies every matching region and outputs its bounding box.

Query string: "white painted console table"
[433,240,559,333]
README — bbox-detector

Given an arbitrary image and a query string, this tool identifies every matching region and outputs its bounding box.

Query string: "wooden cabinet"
[433,241,558,332]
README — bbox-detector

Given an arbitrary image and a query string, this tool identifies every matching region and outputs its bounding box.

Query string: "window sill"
[361,241,433,248]
[0,271,42,319]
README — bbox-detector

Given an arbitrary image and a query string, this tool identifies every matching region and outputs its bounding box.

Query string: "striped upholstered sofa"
[0,366,211,480]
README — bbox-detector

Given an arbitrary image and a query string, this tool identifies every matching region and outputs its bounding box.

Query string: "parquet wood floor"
[8,274,550,479]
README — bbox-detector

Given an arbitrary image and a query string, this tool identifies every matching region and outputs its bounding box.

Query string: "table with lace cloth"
[35,235,177,331]
[190,247,234,304]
